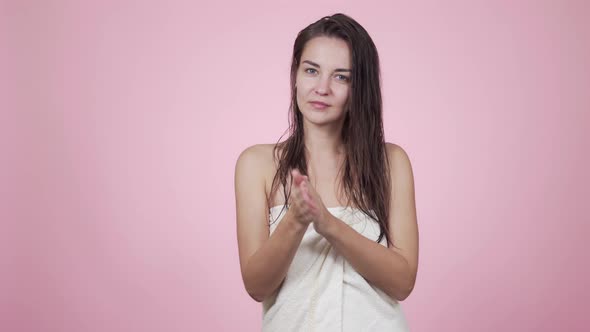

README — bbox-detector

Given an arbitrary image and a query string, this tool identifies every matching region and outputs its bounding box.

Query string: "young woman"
[235,13,419,331]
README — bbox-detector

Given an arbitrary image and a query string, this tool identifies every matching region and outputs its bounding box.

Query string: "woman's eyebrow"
[302,60,351,73]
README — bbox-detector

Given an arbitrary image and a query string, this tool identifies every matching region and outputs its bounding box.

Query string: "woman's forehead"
[301,36,351,69]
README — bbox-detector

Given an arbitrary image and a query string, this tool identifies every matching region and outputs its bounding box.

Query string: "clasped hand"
[289,169,334,235]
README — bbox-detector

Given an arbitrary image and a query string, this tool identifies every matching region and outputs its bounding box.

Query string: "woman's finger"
[292,169,305,186]
[300,181,311,203]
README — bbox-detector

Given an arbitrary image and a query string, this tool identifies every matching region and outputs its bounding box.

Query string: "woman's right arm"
[234,145,309,302]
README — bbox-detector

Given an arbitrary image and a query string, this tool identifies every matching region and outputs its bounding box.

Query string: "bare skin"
[235,36,419,303]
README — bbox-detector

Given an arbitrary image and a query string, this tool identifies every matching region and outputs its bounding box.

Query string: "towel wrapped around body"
[262,206,410,332]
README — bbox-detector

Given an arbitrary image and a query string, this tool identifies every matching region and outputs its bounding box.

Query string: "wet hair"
[269,13,394,247]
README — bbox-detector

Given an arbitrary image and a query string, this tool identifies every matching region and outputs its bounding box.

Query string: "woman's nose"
[314,76,330,95]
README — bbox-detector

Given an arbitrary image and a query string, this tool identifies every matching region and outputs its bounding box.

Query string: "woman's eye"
[305,68,317,74]
[336,74,349,81]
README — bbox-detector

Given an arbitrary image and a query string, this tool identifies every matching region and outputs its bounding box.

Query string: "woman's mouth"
[309,101,330,110]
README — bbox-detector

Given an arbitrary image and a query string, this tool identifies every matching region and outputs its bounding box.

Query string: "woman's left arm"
[308,143,419,301]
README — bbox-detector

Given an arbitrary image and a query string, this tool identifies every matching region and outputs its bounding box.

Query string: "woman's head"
[295,36,351,129]
[289,13,383,142]
[272,13,393,247]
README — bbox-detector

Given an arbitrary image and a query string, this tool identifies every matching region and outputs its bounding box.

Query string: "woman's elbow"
[396,287,414,302]
[389,279,415,302]
[243,280,264,302]
[246,288,266,303]
[243,279,273,303]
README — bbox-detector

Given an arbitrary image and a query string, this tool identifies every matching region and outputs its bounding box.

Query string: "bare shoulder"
[385,142,413,171]
[235,144,277,175]
[385,142,415,195]
[235,144,280,196]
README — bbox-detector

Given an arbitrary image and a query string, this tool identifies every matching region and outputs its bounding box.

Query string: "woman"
[235,13,418,331]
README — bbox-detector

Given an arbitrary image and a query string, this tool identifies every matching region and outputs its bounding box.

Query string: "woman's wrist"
[316,214,341,238]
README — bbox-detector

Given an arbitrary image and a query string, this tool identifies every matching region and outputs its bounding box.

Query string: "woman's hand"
[293,171,336,236]
[288,169,316,227]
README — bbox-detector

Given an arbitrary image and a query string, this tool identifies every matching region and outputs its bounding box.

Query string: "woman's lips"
[309,101,330,110]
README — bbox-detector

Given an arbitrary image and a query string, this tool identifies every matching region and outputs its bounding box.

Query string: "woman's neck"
[303,123,345,158]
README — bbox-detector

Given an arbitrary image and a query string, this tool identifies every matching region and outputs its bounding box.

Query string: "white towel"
[262,206,410,332]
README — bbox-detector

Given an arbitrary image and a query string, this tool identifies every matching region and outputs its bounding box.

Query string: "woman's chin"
[304,115,345,127]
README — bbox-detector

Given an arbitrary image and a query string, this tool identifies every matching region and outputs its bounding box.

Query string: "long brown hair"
[269,13,394,247]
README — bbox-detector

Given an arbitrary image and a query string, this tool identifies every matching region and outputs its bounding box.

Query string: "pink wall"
[2,0,589,331]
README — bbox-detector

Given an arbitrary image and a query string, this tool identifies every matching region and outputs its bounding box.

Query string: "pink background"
[2,0,589,331]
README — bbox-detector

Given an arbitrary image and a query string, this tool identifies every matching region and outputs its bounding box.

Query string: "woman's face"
[296,36,351,127]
